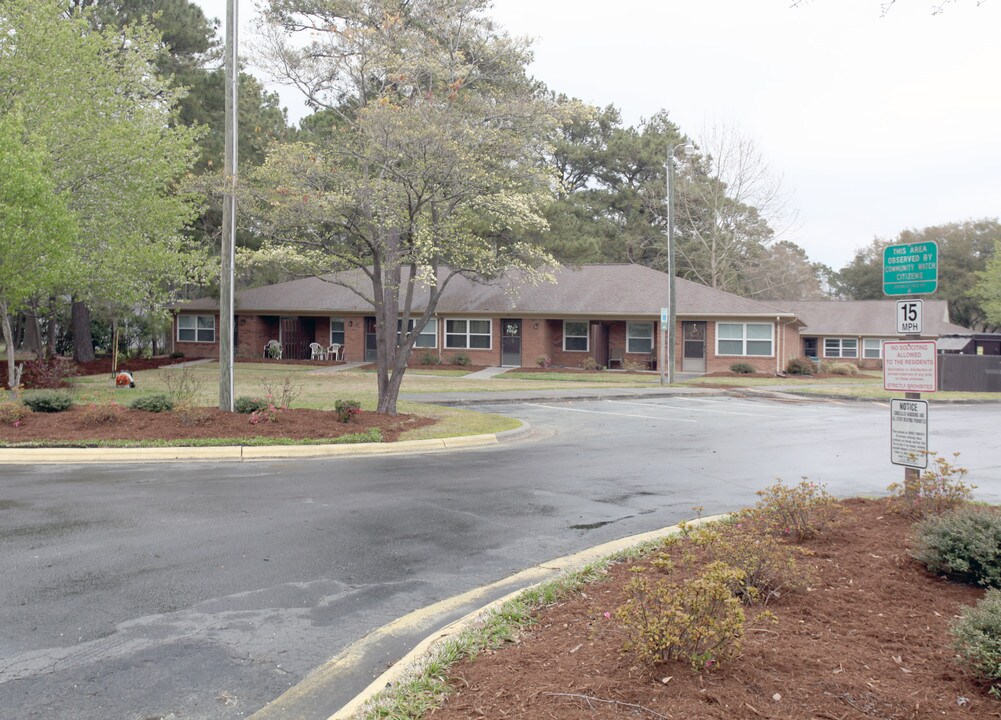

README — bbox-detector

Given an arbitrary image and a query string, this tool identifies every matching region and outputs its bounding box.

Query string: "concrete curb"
[0,421,533,465]
[247,513,728,720]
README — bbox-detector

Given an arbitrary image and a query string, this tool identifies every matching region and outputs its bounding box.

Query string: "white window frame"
[398,317,437,348]
[715,322,774,357]
[177,314,215,343]
[330,317,346,346]
[444,318,492,350]
[863,338,885,359]
[563,320,590,352]
[824,337,858,359]
[626,321,654,354]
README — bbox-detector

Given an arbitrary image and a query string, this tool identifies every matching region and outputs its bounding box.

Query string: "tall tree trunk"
[71,300,96,363]
[1,302,23,396]
[22,307,43,359]
[45,298,58,358]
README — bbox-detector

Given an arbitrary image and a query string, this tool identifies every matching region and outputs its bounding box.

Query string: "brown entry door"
[682,321,706,373]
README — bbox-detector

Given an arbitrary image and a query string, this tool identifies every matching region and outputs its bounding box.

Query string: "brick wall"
[173,312,220,359]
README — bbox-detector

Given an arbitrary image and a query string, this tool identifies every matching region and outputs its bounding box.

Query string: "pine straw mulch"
[0,405,435,445]
[426,498,999,720]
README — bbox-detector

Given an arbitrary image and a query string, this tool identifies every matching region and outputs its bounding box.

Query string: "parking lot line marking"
[523,403,698,423]
[606,400,777,418]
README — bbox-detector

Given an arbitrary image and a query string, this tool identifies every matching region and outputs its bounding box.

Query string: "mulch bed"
[0,406,434,445]
[428,498,998,720]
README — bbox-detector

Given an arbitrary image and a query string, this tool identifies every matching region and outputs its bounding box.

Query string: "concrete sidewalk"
[401,382,722,405]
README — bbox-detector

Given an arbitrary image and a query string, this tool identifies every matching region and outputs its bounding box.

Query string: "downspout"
[775,316,782,375]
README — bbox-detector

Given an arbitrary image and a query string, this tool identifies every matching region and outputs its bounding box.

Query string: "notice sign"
[891,399,928,468]
[883,340,938,393]
[883,241,938,296]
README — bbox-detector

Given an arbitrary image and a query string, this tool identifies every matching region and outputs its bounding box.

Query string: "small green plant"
[536,354,552,368]
[729,362,755,374]
[418,351,442,366]
[169,351,185,360]
[22,390,74,413]
[690,525,813,605]
[78,402,125,425]
[785,357,814,376]
[259,375,302,410]
[616,561,747,669]
[826,362,859,377]
[173,401,210,427]
[0,400,31,426]
[128,394,174,413]
[753,478,842,541]
[912,505,1001,589]
[249,401,281,425]
[335,399,362,423]
[887,452,974,518]
[951,589,1001,698]
[163,367,203,406]
[235,396,269,414]
[449,352,472,367]
[579,357,602,371]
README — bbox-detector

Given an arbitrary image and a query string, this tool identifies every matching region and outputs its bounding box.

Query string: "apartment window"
[330,318,345,346]
[177,314,215,343]
[824,337,858,358]
[445,318,491,349]
[627,321,654,353]
[863,338,885,359]
[398,318,437,348]
[563,320,589,352]
[717,322,773,356]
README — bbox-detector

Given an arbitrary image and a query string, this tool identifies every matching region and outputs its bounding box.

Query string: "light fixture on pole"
[661,140,694,386]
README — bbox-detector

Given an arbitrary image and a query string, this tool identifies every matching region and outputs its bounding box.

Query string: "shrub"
[579,357,601,371]
[753,479,842,541]
[163,367,202,406]
[887,452,974,518]
[78,402,125,425]
[23,390,74,413]
[418,351,441,366]
[259,375,302,410]
[622,358,647,372]
[235,396,269,414]
[0,400,31,426]
[335,399,361,423]
[21,358,78,389]
[169,351,185,360]
[691,525,813,605]
[536,354,552,368]
[785,357,814,376]
[449,352,472,367]
[912,506,1001,589]
[128,394,174,413]
[249,401,281,425]
[826,362,859,377]
[729,362,755,374]
[616,561,747,669]
[951,589,1001,698]
[173,402,210,427]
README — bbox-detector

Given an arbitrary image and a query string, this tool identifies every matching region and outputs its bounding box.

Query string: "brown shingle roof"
[778,300,970,336]
[177,264,797,319]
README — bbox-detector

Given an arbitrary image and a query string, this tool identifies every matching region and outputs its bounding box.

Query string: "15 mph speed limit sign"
[896,300,923,334]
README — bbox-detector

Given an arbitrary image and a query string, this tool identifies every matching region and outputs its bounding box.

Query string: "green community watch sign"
[883,241,938,296]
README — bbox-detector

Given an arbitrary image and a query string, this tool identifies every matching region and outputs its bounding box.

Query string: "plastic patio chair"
[327,343,342,362]
[309,342,325,360]
[264,339,282,359]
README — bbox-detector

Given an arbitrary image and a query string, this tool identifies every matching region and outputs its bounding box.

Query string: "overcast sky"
[192,0,1001,270]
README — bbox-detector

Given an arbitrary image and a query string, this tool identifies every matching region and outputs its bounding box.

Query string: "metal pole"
[667,148,677,385]
[219,0,238,411]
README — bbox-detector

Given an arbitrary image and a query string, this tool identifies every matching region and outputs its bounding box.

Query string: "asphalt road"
[1,395,999,719]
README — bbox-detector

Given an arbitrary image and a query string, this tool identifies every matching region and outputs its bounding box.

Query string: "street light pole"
[663,141,693,385]
[219,0,238,411]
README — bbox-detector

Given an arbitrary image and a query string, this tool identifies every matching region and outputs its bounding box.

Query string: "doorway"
[682,321,706,373]
[501,319,522,367]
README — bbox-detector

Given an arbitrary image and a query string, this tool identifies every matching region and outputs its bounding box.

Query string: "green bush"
[335,399,361,423]
[0,400,31,425]
[417,351,441,366]
[825,362,859,377]
[22,390,74,413]
[753,479,843,541]
[951,589,1001,698]
[128,394,174,413]
[449,352,472,367]
[912,505,1001,589]
[887,452,974,518]
[729,362,755,374]
[616,561,747,669]
[785,357,814,376]
[234,396,268,414]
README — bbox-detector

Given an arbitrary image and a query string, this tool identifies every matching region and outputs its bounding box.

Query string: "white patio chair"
[309,342,325,360]
[264,339,282,359]
[327,343,342,362]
